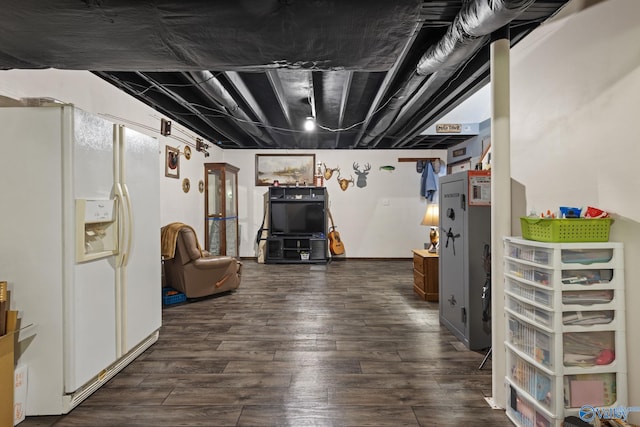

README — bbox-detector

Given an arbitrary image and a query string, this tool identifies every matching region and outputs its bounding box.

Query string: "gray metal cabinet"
[438,170,492,350]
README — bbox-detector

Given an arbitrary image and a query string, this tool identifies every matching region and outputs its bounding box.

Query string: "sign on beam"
[435,123,462,133]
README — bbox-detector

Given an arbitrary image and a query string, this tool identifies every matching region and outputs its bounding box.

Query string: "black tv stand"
[265,187,329,264]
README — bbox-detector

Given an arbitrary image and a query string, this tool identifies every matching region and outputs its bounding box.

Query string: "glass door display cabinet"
[204,163,239,257]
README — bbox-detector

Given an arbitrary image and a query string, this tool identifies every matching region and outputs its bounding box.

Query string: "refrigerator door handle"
[114,183,127,268]
[122,183,134,267]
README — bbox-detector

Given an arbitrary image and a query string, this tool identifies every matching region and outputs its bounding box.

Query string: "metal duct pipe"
[187,70,273,146]
[416,0,534,75]
[359,0,534,148]
[383,34,489,148]
[357,69,426,147]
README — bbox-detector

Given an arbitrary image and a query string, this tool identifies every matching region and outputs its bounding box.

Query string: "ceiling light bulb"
[304,117,316,132]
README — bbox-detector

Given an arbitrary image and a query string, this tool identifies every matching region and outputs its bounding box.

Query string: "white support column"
[490,28,511,408]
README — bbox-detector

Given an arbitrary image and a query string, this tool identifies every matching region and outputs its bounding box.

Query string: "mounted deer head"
[336,170,354,191]
[322,163,339,181]
[353,162,371,188]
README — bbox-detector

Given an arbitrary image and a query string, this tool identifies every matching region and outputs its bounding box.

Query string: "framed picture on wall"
[165,145,180,179]
[255,153,315,186]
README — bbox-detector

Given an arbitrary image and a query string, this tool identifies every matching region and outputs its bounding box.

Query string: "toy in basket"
[520,217,612,243]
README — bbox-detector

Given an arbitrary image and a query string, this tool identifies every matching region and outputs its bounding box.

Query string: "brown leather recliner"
[163,227,241,298]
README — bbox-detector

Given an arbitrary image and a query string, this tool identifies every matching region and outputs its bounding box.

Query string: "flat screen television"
[270,202,325,236]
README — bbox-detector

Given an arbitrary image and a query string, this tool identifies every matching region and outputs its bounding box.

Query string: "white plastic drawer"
[561,269,613,286]
[561,248,615,265]
[507,277,553,309]
[507,314,555,369]
[562,310,615,327]
[507,295,553,328]
[507,349,557,413]
[563,373,617,408]
[506,241,553,266]
[507,261,552,287]
[506,384,554,427]
[562,289,614,306]
[563,330,615,368]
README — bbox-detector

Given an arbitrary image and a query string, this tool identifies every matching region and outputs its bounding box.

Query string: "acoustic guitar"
[327,209,345,256]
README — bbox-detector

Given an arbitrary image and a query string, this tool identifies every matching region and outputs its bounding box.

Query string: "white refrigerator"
[0,105,161,414]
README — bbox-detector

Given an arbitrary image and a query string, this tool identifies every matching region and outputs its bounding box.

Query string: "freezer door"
[119,126,161,353]
[65,109,118,392]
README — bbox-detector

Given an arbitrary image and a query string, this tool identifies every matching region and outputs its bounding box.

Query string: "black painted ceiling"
[0,0,569,150]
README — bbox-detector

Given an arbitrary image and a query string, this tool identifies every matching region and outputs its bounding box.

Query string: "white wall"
[222,149,446,258]
[0,69,220,245]
[502,0,640,421]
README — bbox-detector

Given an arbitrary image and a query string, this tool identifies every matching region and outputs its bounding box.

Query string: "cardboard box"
[0,328,16,427]
[1,311,19,427]
[13,364,27,425]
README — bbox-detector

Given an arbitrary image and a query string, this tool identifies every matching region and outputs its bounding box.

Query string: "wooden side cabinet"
[412,249,439,302]
[204,163,239,257]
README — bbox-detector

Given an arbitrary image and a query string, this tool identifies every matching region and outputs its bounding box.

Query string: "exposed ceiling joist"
[1,0,570,151]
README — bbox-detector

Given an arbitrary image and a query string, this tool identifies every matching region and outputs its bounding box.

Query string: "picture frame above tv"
[255,153,315,186]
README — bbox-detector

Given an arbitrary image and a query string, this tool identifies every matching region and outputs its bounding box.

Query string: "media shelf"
[265,186,329,264]
[503,237,627,427]
[266,236,328,264]
[268,186,326,201]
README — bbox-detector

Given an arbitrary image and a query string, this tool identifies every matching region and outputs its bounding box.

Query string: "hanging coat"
[420,161,438,201]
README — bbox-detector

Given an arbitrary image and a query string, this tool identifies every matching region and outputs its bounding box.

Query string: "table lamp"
[421,203,439,253]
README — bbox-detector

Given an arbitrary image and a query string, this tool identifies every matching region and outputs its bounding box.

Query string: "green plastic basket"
[520,217,612,242]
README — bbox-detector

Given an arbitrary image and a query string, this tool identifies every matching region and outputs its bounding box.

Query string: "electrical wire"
[99,113,206,151]
[103,65,434,150]
[114,69,409,136]
[132,72,221,96]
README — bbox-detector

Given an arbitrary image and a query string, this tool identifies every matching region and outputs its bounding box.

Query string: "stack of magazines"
[563,310,614,326]
[563,290,613,305]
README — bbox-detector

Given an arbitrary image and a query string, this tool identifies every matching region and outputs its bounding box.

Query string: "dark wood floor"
[21,259,510,426]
